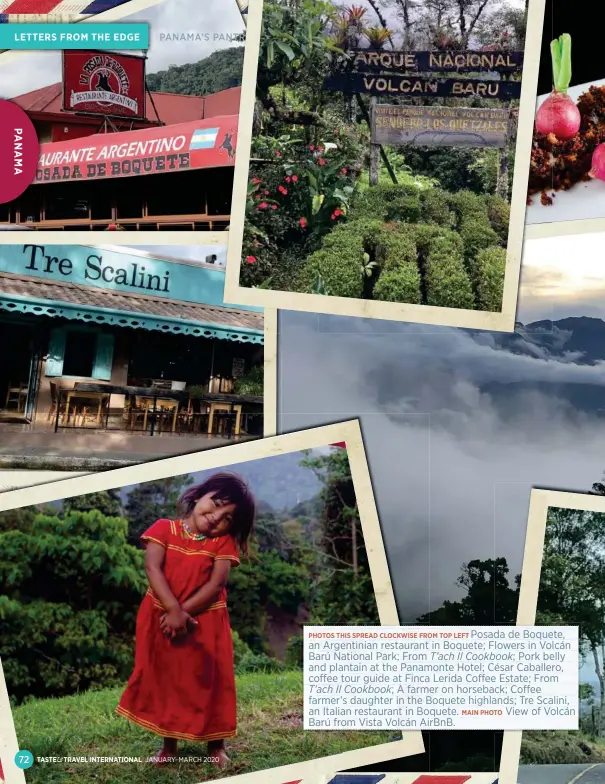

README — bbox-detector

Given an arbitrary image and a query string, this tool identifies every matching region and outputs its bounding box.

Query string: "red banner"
[62,51,146,120]
[34,117,238,183]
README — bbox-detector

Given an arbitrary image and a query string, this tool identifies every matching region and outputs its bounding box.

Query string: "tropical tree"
[63,489,123,517]
[301,447,380,624]
[537,507,605,736]
[0,508,145,703]
[417,557,520,625]
[123,476,193,545]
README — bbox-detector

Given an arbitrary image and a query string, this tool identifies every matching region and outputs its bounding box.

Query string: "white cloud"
[277,308,605,621]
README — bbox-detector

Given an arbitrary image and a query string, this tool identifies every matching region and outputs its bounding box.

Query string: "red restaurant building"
[2,76,241,231]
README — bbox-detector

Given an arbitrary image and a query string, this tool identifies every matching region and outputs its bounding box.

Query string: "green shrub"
[424,236,475,310]
[413,225,463,258]
[296,225,365,297]
[375,228,417,270]
[285,635,304,669]
[448,190,489,227]
[373,266,422,303]
[460,219,501,268]
[346,218,385,255]
[486,194,511,241]
[349,182,421,223]
[420,188,455,227]
[474,246,506,312]
[232,629,285,674]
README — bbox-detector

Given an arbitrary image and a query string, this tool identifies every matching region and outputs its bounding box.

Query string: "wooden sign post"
[322,48,523,187]
[370,97,380,186]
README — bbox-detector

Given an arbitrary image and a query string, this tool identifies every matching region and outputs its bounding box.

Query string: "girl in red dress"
[116,472,255,767]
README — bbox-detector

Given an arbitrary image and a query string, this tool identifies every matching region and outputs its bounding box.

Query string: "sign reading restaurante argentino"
[323,73,521,100]
[348,49,523,73]
[373,105,511,148]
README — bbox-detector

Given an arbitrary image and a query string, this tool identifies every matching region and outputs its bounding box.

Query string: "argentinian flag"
[189,128,220,150]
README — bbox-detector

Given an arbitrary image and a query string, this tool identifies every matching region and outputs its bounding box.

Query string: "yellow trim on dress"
[166,544,216,557]
[142,535,165,548]
[144,589,227,613]
[115,705,236,741]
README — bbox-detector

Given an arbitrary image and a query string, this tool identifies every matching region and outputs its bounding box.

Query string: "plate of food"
[526,34,605,225]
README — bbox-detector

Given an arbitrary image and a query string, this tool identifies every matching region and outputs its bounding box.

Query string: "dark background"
[537,1,598,94]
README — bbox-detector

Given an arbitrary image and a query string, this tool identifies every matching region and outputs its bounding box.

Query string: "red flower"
[341,168,348,174]
[272,205,278,210]
[246,255,256,264]
[278,186,288,195]
[285,176,291,183]
[309,145,315,151]
[275,151,281,157]
[252,177,261,184]
[318,158,326,166]
[264,190,270,195]
[292,175,298,182]
[299,217,307,228]
[334,208,342,217]
[258,202,268,210]
[318,145,324,152]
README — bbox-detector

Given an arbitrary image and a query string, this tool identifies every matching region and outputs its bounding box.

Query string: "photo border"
[0,0,247,246]
[498,487,597,784]
[0,242,278,468]
[222,0,546,332]
[0,419,425,784]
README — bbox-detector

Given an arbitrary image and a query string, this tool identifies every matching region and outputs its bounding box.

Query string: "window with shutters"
[45,327,115,381]
[63,331,97,378]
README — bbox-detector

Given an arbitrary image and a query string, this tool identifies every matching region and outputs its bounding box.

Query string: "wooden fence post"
[370,96,380,187]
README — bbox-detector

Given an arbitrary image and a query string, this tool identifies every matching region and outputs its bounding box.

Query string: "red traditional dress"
[116,518,240,741]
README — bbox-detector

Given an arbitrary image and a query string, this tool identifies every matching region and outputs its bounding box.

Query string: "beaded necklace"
[179,518,208,541]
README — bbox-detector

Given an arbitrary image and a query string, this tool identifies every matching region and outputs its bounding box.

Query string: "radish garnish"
[589,144,605,181]
[535,34,580,141]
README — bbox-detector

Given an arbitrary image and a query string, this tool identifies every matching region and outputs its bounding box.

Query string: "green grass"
[521,730,605,765]
[15,671,399,783]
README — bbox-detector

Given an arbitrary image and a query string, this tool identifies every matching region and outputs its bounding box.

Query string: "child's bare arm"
[181,560,232,616]
[144,542,181,612]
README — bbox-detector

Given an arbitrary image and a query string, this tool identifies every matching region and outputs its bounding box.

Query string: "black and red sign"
[62,50,147,120]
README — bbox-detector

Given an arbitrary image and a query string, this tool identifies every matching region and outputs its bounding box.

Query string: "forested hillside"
[146,46,244,95]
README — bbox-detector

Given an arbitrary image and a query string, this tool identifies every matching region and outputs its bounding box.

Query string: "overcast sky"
[277,232,605,623]
[0,0,244,99]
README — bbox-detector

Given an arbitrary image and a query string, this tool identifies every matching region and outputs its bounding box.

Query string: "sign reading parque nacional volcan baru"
[348,49,524,73]
[373,105,511,148]
[323,73,521,100]
[0,245,259,313]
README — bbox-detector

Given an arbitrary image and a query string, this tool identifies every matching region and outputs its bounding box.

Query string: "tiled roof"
[0,273,263,333]
[11,84,241,125]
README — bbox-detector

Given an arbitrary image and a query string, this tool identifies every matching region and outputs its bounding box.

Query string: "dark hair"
[178,472,256,553]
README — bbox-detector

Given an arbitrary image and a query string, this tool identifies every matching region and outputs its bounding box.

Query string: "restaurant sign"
[0,245,261,312]
[34,119,238,183]
[372,105,510,148]
[62,51,147,120]
[323,74,521,100]
[348,49,523,73]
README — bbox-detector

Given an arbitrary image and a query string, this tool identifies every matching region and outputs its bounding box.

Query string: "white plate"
[526,77,605,225]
